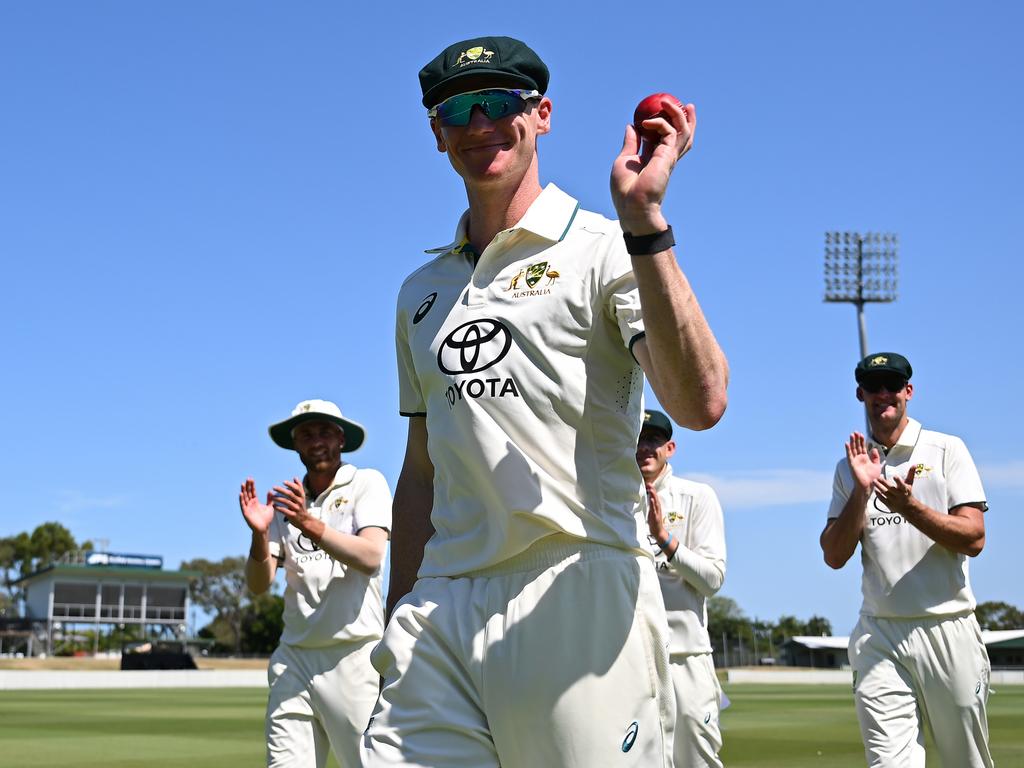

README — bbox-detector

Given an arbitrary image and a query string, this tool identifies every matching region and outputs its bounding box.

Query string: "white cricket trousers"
[362,535,675,767]
[849,612,993,768]
[670,652,723,768]
[266,638,380,767]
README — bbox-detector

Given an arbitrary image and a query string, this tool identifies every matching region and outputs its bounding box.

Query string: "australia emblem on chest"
[506,260,560,298]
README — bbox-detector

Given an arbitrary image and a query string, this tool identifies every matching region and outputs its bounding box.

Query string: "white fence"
[5,667,1021,691]
[727,668,1024,685]
[0,670,266,690]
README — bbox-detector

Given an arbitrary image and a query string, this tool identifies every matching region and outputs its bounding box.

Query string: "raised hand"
[272,478,326,542]
[873,467,917,515]
[646,482,666,540]
[611,100,696,236]
[845,432,882,491]
[239,478,275,534]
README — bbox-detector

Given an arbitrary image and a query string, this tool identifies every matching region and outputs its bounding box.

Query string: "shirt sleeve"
[352,468,394,534]
[827,459,851,520]
[668,485,726,596]
[396,291,426,416]
[944,436,988,512]
[267,512,285,561]
[601,232,646,349]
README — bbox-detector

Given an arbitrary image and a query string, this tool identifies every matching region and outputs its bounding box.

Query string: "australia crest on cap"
[456,45,495,67]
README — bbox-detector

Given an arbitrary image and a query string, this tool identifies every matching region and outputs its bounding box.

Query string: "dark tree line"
[708,595,835,667]
[182,555,284,655]
[0,522,92,616]
[5,523,1019,657]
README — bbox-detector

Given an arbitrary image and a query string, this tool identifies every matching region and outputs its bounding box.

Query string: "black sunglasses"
[428,88,540,127]
[860,375,907,394]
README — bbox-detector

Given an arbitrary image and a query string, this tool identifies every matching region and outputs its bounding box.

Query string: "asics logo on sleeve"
[621,721,639,752]
[413,292,437,325]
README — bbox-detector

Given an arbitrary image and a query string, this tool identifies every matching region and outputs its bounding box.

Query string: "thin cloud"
[54,490,129,514]
[685,460,1024,509]
[979,461,1024,491]
[683,469,834,509]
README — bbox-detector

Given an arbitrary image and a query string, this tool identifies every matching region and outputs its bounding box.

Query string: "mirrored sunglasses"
[428,88,541,127]
[860,375,907,394]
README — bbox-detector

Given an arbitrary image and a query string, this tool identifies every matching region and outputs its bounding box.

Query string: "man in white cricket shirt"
[240,399,392,768]
[362,35,729,768]
[820,353,992,768]
[637,408,726,768]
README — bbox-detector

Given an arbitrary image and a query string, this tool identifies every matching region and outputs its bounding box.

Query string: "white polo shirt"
[396,184,650,578]
[268,463,392,648]
[827,418,987,618]
[639,465,726,655]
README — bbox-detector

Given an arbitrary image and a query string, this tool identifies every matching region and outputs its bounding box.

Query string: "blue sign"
[85,552,163,569]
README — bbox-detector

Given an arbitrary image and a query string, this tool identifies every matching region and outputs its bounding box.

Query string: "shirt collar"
[870,417,922,456]
[651,462,675,491]
[423,183,581,255]
[303,463,356,501]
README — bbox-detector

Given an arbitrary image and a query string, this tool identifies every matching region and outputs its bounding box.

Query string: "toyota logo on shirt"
[437,319,512,374]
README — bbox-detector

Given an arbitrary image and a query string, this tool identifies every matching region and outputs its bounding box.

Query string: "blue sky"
[2,2,1021,635]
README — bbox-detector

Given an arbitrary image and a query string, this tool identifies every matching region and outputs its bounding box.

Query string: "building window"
[53,583,97,619]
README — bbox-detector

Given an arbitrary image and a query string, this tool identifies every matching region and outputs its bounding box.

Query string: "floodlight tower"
[824,232,899,431]
[824,232,898,357]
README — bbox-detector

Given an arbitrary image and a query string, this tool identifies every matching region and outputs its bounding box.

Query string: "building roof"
[13,563,200,586]
[784,630,1024,651]
[785,636,850,651]
[981,629,1024,648]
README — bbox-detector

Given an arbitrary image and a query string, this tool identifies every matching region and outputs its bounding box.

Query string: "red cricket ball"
[633,92,684,143]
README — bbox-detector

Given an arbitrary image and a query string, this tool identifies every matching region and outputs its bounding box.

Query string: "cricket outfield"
[1,684,1021,767]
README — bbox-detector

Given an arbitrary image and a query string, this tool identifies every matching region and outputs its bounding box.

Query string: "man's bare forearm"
[386,478,434,620]
[316,527,388,575]
[901,501,985,556]
[821,487,868,569]
[245,531,275,594]
[633,253,728,431]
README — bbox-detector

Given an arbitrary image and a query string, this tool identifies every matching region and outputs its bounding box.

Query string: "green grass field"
[721,684,1024,767]
[0,684,1021,767]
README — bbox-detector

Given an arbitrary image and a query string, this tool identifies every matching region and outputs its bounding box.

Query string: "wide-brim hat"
[268,399,365,453]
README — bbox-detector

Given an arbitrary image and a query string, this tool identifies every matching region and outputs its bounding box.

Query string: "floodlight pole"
[854,239,869,360]
[824,232,899,434]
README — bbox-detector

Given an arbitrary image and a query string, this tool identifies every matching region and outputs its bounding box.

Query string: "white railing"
[51,603,184,623]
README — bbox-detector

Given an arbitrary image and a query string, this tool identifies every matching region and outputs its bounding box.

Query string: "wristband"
[623,225,675,256]
[657,532,674,552]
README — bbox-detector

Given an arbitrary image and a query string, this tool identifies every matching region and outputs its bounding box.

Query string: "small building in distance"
[11,550,198,656]
[781,630,1024,669]
[983,629,1024,668]
[780,636,851,668]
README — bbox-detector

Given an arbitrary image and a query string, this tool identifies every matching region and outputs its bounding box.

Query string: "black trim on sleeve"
[951,501,989,513]
[628,331,647,365]
[399,411,427,417]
